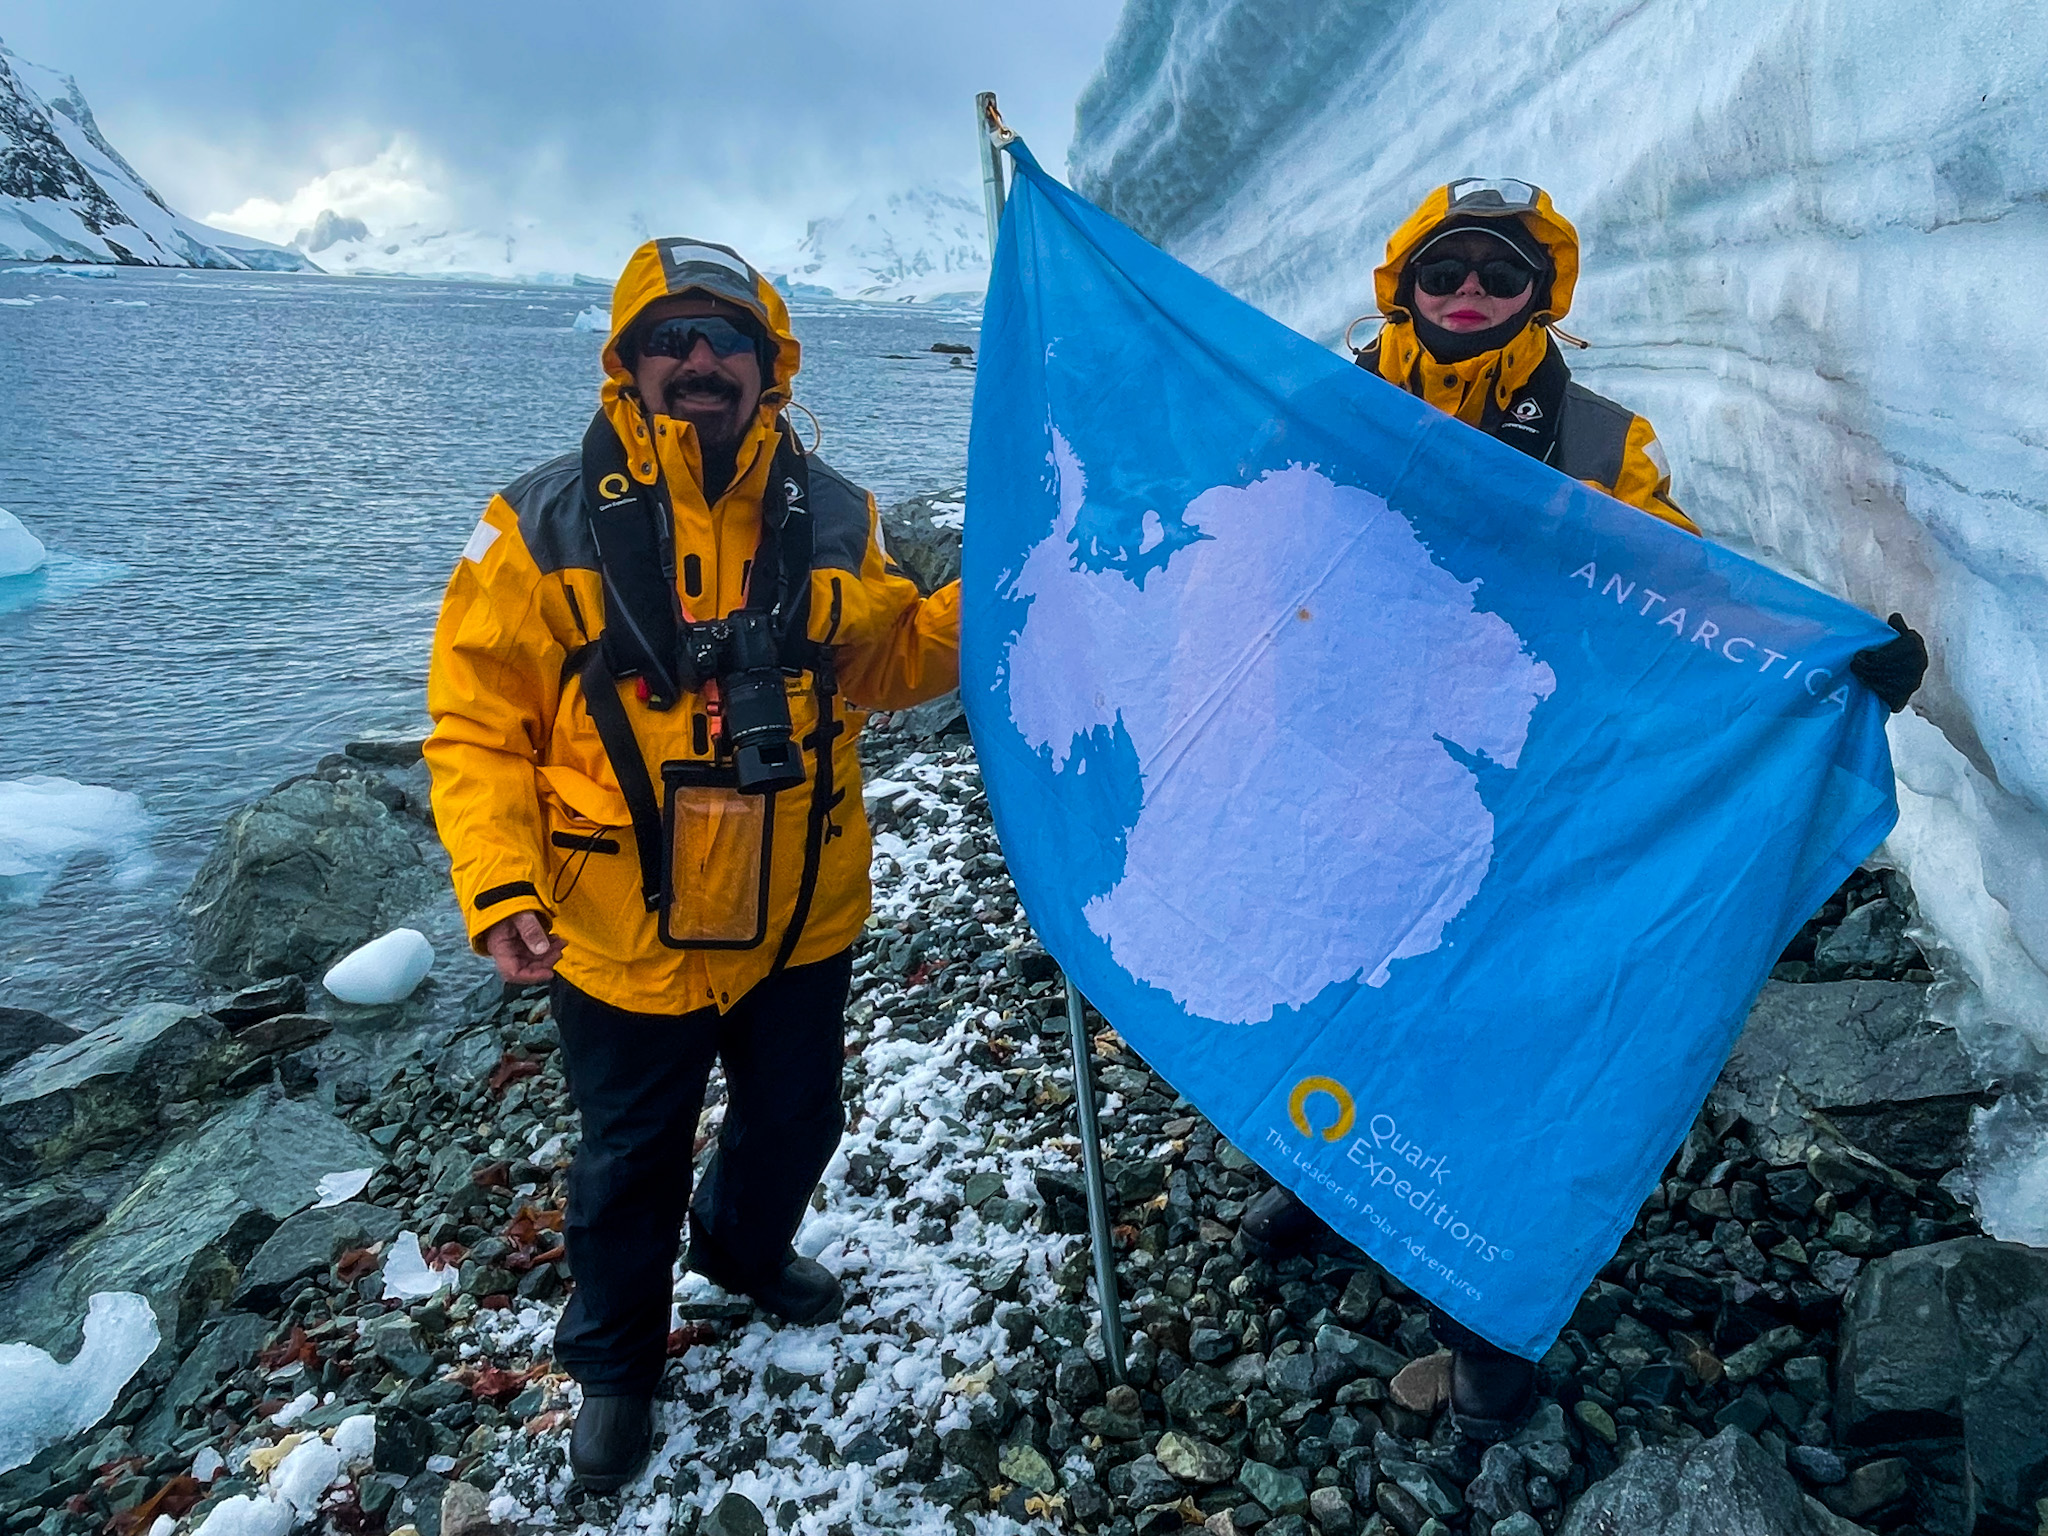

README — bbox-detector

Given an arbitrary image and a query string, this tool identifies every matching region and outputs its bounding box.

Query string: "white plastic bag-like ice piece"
[269,1437,341,1513]
[313,1169,374,1208]
[381,1231,454,1300]
[322,928,434,1005]
[330,1413,376,1465]
[0,509,46,578]
[0,1292,160,1472]
[192,1495,293,1536]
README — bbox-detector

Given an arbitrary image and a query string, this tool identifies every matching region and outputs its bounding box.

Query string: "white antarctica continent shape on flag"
[1003,430,1557,1024]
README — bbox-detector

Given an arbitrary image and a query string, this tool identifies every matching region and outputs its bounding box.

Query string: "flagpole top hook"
[982,93,1017,148]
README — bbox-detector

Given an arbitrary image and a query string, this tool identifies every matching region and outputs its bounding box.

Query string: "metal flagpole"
[1066,978,1129,1384]
[974,91,1011,263]
[972,87,1124,1384]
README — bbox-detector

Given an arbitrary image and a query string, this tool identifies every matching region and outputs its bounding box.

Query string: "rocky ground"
[0,700,2041,1536]
[0,485,2042,1536]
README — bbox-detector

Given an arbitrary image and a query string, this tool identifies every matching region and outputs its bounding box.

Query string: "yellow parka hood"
[1373,180,1581,326]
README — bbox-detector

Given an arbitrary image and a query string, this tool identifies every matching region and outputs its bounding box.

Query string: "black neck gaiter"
[1412,309,1538,366]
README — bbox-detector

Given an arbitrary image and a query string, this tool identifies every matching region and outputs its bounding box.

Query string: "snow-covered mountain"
[0,41,310,270]
[280,212,606,286]
[1071,0,2048,1234]
[762,185,988,303]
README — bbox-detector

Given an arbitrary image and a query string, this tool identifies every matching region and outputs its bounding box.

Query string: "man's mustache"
[663,371,741,410]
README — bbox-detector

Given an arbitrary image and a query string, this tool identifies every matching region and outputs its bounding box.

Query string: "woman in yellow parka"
[1354,177,1696,532]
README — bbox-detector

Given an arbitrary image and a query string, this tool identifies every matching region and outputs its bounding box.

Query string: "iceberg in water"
[322,927,435,1004]
[0,776,152,908]
[0,508,46,578]
[0,1292,159,1473]
[570,304,610,333]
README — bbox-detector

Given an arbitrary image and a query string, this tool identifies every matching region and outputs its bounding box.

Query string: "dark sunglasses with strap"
[1411,255,1538,299]
[637,315,763,362]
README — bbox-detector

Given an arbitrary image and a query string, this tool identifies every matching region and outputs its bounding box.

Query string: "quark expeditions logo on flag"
[962,141,1900,1357]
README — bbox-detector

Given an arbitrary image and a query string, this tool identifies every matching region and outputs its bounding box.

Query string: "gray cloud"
[1,0,1119,260]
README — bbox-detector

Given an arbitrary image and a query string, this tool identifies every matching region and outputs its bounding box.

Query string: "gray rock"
[0,1004,227,1176]
[438,1480,492,1536]
[183,775,441,984]
[1820,1458,1908,1521]
[133,1310,272,1453]
[1708,980,1991,1174]
[345,736,426,768]
[893,691,968,742]
[1812,898,1921,981]
[1491,1518,1542,1536]
[878,486,964,594]
[1314,1323,1408,1384]
[1558,1428,1839,1535]
[1465,1444,1530,1523]
[1162,1363,1236,1420]
[704,1493,767,1536]
[1382,1461,1461,1518]
[1156,1430,1236,1484]
[1122,1455,1183,1508]
[0,1007,78,1074]
[1239,1461,1309,1515]
[0,1182,104,1279]
[432,1030,504,1093]
[0,1088,378,1353]
[207,977,306,1027]
[1307,1486,1356,1536]
[1836,1238,2048,1528]
[232,1200,401,1309]
[367,1313,435,1380]
[998,1440,1058,1494]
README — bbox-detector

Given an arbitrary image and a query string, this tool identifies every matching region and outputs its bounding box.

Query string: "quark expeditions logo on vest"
[1511,397,1543,424]
[597,472,632,502]
[1567,559,1857,712]
[1268,1075,1509,1296]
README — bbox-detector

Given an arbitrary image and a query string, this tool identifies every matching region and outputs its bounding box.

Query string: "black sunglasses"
[637,315,761,362]
[1411,256,1537,300]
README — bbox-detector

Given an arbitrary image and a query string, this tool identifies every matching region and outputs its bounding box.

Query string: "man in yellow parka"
[426,237,958,1487]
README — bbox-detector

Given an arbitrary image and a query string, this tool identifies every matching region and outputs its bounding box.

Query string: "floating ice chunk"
[0,297,32,307]
[329,1413,375,1465]
[571,304,610,332]
[322,928,434,1004]
[313,1168,374,1208]
[0,509,46,577]
[0,1292,159,1473]
[192,1495,292,1536]
[0,777,152,909]
[269,1436,340,1512]
[381,1231,453,1299]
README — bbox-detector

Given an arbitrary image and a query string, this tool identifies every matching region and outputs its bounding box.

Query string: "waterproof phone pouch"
[659,762,777,949]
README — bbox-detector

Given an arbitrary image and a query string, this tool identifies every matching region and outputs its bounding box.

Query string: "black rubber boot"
[1239,1185,1329,1259]
[689,1241,845,1326]
[1447,1346,1538,1443]
[569,1392,653,1492]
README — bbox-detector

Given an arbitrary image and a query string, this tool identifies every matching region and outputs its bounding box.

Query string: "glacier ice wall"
[1071,0,2048,1229]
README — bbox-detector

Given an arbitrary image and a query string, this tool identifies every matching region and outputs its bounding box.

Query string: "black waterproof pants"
[548,948,852,1395]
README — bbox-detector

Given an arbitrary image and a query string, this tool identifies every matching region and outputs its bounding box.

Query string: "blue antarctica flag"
[962,143,1900,1358]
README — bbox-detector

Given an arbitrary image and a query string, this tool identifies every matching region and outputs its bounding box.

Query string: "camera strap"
[572,408,829,921]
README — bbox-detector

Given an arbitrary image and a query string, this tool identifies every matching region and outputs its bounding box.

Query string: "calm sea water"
[0,265,980,1023]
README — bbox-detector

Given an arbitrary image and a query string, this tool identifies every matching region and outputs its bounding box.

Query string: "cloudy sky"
[2,1,1123,269]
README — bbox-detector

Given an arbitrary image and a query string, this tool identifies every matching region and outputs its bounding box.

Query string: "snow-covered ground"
[0,42,309,270]
[761,186,989,303]
[1069,0,2048,1240]
[281,218,608,287]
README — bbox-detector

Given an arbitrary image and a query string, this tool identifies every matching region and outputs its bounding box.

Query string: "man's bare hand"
[484,911,564,983]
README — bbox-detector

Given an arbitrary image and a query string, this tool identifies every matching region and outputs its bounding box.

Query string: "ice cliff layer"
[1070,0,2048,1233]
[0,40,309,270]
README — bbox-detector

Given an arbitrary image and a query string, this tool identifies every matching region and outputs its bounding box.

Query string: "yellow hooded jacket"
[425,238,960,1014]
[1365,184,1696,533]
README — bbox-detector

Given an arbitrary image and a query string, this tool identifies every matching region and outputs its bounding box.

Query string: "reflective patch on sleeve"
[462,519,503,564]
[1641,434,1671,480]
[872,515,890,558]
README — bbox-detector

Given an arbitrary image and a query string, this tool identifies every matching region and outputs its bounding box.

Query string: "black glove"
[1849,613,1927,713]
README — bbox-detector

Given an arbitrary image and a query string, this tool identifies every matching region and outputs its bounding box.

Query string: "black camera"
[677,612,805,795]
